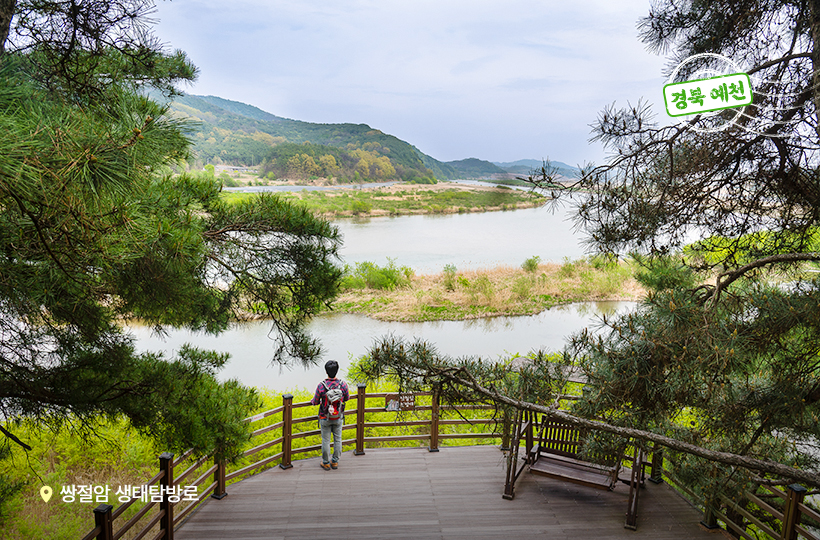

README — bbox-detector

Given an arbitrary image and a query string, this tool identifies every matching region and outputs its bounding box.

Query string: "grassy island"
[332,257,645,322]
[222,181,547,218]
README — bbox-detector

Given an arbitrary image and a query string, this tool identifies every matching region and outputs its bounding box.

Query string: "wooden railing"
[79,384,502,540]
[77,384,820,540]
[503,412,819,539]
[658,453,819,540]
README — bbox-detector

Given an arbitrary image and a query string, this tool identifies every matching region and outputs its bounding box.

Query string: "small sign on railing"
[248,412,266,423]
[385,394,415,411]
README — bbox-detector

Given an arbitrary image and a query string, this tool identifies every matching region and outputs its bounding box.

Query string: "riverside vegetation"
[221,181,547,218]
[334,256,645,321]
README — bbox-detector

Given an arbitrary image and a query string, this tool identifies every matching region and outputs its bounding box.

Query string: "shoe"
[321,462,331,470]
[331,462,338,469]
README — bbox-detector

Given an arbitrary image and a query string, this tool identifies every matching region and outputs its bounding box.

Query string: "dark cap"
[325,360,339,378]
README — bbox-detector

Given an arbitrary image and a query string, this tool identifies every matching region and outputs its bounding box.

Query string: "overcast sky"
[153,1,668,166]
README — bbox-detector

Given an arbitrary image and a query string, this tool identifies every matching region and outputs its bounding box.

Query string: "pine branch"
[0,424,31,451]
[449,365,820,488]
[708,252,820,305]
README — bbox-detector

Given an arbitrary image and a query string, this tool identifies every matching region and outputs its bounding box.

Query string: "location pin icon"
[40,486,53,503]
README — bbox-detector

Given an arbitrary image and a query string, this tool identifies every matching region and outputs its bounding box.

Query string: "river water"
[336,204,588,273]
[129,301,634,393]
[230,182,591,273]
[130,195,633,393]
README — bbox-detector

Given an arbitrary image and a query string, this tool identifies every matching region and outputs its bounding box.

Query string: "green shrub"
[218,172,240,187]
[470,275,494,302]
[558,257,579,278]
[442,264,457,291]
[522,255,541,273]
[350,200,372,214]
[341,259,413,290]
[589,253,618,269]
[512,276,534,300]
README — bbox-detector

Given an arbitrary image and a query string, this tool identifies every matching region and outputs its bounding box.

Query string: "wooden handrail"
[250,420,285,437]
[174,454,211,487]
[113,500,157,540]
[173,481,216,525]
[660,458,819,540]
[82,381,820,540]
[244,405,284,423]
[798,500,820,525]
[77,386,571,539]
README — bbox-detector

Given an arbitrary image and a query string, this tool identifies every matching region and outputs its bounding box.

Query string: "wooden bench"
[528,418,621,490]
[503,411,648,530]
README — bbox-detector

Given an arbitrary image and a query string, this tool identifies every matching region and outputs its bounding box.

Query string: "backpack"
[322,380,344,420]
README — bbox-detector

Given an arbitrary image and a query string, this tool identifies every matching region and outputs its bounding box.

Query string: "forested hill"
[169,94,455,181]
[167,94,578,182]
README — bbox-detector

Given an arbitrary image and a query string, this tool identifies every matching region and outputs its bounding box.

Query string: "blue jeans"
[320,417,343,464]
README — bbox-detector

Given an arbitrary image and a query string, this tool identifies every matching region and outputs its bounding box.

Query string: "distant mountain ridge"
[190,95,289,124]
[444,158,507,177]
[167,93,577,181]
[443,158,580,179]
[493,159,580,177]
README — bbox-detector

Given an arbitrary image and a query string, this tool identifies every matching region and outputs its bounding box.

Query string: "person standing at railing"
[310,360,350,470]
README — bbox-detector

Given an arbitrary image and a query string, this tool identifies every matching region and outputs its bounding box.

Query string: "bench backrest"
[538,417,621,467]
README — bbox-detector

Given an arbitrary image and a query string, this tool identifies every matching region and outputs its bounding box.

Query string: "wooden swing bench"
[528,418,622,490]
[503,411,649,530]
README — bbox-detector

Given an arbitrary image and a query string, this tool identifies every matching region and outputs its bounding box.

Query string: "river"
[131,195,632,393]
[336,204,588,273]
[229,182,591,273]
[129,301,634,393]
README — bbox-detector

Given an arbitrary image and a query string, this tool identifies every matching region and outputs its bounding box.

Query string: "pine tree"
[0,1,342,458]
[528,1,820,501]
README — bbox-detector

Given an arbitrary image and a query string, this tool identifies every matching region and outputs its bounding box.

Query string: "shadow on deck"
[175,445,728,540]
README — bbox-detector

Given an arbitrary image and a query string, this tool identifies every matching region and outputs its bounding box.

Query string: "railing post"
[701,466,720,529]
[503,408,523,500]
[501,408,512,451]
[211,452,227,500]
[93,504,114,540]
[624,445,644,530]
[701,496,719,529]
[355,383,366,456]
[159,452,174,540]
[701,502,718,529]
[429,387,440,452]
[649,444,663,484]
[781,484,807,540]
[280,393,294,469]
[524,411,535,461]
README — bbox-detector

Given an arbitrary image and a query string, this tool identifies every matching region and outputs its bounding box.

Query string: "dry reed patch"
[332,261,645,322]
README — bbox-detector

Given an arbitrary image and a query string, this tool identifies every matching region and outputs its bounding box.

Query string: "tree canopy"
[364,0,820,499]
[0,1,342,458]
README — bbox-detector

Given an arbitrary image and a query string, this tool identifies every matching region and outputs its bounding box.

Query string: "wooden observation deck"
[173,445,723,540]
[79,388,816,540]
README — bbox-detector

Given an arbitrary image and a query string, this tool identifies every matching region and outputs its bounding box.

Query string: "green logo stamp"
[663,72,753,117]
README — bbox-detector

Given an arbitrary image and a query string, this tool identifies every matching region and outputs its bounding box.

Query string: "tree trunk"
[0,0,15,55]
[810,0,820,139]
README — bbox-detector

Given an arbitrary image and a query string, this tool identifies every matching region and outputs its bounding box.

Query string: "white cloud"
[153,0,667,164]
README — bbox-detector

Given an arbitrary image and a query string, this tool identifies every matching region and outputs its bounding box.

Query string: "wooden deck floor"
[175,446,729,540]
